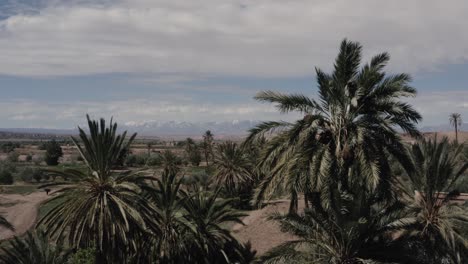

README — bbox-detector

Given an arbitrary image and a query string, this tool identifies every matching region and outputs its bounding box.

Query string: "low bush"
[0,170,14,185]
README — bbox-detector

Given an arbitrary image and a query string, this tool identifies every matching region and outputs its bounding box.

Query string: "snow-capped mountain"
[121,120,261,136]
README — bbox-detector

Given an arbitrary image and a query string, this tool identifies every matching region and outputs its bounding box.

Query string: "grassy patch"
[0,185,39,195]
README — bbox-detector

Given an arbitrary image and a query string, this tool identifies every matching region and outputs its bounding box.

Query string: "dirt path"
[0,192,50,240]
[232,199,304,255]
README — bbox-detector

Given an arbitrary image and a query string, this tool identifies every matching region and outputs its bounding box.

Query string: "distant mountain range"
[0,120,262,139]
[0,121,466,139]
[420,123,468,132]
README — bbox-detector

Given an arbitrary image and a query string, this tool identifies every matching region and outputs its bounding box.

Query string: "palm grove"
[1,39,467,263]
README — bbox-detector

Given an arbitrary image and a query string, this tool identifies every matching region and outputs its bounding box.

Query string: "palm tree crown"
[402,137,468,263]
[449,113,462,142]
[38,115,147,263]
[247,39,422,213]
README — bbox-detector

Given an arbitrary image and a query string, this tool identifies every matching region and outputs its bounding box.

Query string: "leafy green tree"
[20,167,35,182]
[247,39,421,214]
[0,230,71,264]
[33,169,44,182]
[38,115,147,263]
[400,137,468,263]
[44,140,64,166]
[449,113,462,142]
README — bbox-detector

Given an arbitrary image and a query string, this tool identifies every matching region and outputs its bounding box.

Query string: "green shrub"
[20,167,34,182]
[7,152,19,163]
[125,154,146,167]
[26,154,33,162]
[68,248,96,264]
[146,155,162,166]
[33,170,44,183]
[0,142,20,153]
[0,162,17,174]
[0,170,14,184]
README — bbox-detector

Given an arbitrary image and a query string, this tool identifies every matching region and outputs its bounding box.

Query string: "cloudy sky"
[0,0,467,128]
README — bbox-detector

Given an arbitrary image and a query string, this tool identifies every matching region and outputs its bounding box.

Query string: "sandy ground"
[232,199,305,255]
[0,192,50,240]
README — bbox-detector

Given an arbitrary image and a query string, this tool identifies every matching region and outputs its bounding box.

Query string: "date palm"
[449,113,462,142]
[181,188,249,263]
[259,197,408,264]
[0,230,71,264]
[247,39,421,214]
[160,150,182,175]
[142,170,188,263]
[400,137,468,263]
[37,115,148,263]
[213,141,252,194]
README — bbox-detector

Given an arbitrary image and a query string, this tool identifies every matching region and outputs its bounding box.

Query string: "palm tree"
[141,170,189,263]
[185,137,201,166]
[180,188,250,263]
[202,130,214,166]
[449,113,462,142]
[247,39,421,214]
[37,115,148,263]
[136,171,252,263]
[0,230,71,264]
[400,137,468,263]
[160,150,182,175]
[259,197,409,264]
[213,141,252,194]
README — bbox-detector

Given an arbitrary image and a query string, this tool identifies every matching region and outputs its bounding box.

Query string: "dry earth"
[0,192,50,240]
[232,199,305,255]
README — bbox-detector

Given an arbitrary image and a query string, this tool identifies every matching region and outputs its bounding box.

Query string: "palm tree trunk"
[455,122,458,142]
[288,188,298,215]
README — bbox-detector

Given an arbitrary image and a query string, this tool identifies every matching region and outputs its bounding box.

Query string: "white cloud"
[409,90,468,126]
[0,0,467,77]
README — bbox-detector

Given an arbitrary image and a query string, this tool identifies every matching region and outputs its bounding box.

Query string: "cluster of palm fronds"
[0,115,254,264]
[246,39,468,263]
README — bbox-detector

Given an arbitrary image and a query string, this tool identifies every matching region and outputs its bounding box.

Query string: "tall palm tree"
[202,130,214,166]
[213,141,252,194]
[400,137,468,263]
[247,39,421,214]
[449,113,462,142]
[0,230,71,264]
[38,115,148,263]
[141,170,189,264]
